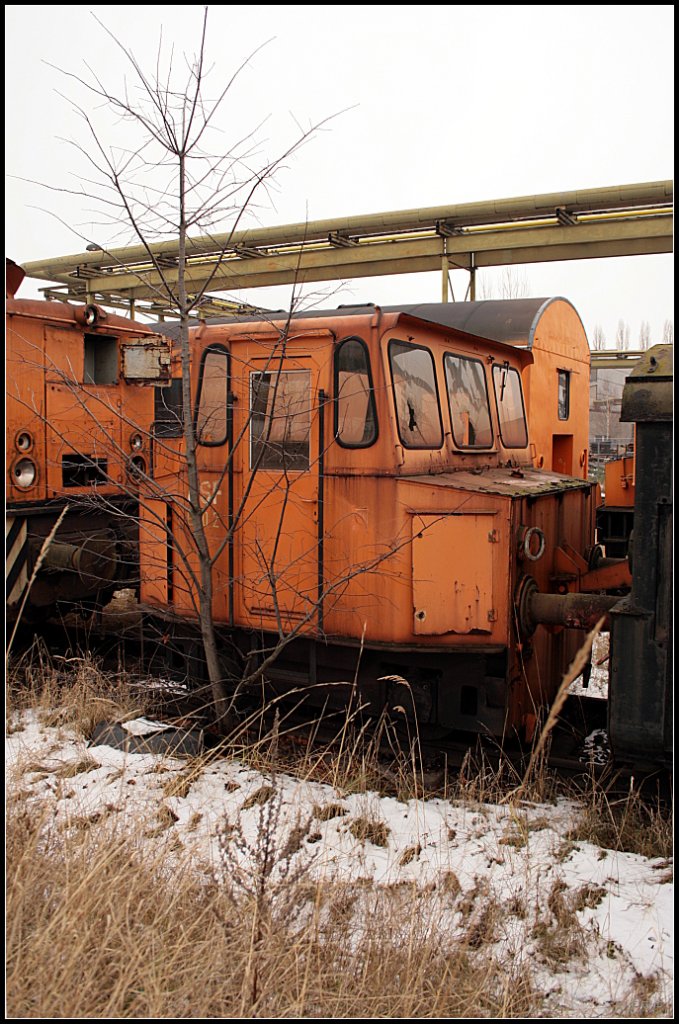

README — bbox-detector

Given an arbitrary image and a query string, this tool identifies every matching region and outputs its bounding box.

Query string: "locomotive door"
[140,345,232,623]
[236,355,322,629]
[191,345,233,624]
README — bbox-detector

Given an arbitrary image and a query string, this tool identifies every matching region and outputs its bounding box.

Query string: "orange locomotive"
[596,447,636,557]
[141,301,618,741]
[6,260,171,619]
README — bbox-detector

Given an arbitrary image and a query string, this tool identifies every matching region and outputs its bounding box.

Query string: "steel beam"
[32,216,673,300]
[19,180,673,314]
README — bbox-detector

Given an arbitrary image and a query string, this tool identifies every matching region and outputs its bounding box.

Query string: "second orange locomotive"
[6,259,171,619]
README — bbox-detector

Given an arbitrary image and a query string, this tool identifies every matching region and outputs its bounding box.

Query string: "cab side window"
[335,337,377,447]
[557,369,570,420]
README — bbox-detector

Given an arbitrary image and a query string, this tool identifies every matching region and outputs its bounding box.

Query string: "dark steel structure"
[608,346,673,766]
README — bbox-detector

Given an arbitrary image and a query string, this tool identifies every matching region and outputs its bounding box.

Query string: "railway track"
[8,604,670,807]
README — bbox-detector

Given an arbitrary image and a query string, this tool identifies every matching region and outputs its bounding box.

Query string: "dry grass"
[6,640,149,738]
[7,795,546,1019]
[348,815,390,847]
[5,649,673,1018]
[228,697,431,804]
[566,778,673,861]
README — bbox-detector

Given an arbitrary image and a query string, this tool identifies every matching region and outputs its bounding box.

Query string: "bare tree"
[39,7,341,730]
[615,319,630,351]
[591,324,606,351]
[638,320,651,350]
[662,319,673,344]
[500,267,529,299]
[479,267,530,300]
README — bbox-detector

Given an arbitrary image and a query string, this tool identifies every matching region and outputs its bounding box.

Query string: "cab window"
[492,362,528,448]
[155,378,184,438]
[84,334,118,385]
[389,340,443,449]
[195,347,229,446]
[557,369,570,420]
[250,370,311,470]
[444,354,493,448]
[335,337,377,447]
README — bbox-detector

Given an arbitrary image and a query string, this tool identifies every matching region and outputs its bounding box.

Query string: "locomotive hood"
[403,465,592,498]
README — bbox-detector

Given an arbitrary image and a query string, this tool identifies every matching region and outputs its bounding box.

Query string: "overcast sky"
[5,5,674,344]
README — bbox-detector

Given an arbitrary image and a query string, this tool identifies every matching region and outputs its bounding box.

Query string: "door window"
[335,337,377,447]
[250,370,311,470]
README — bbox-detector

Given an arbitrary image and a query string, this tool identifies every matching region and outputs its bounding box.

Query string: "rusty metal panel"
[405,467,591,498]
[620,344,673,422]
[411,513,495,634]
[603,455,635,507]
[6,314,47,502]
[139,499,170,607]
[44,326,84,384]
[121,335,171,382]
[44,400,119,497]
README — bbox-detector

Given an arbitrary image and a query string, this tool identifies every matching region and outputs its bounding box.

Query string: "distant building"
[589,367,634,471]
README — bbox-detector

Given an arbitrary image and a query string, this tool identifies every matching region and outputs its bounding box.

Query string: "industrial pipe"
[39,535,117,584]
[516,575,620,636]
[528,591,619,632]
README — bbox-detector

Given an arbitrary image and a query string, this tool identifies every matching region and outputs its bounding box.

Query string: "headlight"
[128,455,147,477]
[13,458,37,489]
[130,432,144,451]
[16,431,33,452]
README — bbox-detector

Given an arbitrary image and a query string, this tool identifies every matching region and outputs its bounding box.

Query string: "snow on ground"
[6,698,673,1019]
[568,631,610,700]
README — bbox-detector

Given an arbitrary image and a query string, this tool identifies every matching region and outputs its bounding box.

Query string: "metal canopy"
[19,180,673,319]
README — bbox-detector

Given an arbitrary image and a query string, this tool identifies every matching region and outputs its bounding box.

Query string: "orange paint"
[6,285,170,611]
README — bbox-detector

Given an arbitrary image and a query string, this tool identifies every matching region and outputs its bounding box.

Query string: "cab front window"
[389,340,443,449]
[444,354,493,448]
[492,362,528,448]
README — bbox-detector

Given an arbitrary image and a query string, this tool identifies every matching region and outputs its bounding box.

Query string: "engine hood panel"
[403,467,592,498]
